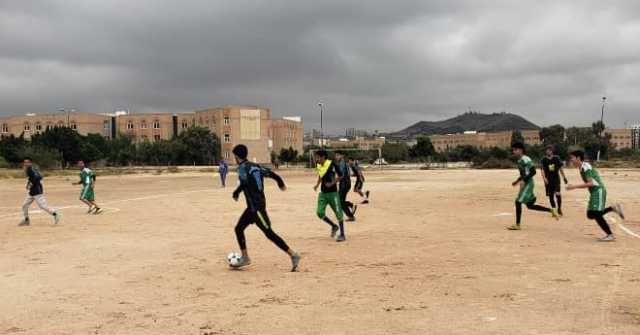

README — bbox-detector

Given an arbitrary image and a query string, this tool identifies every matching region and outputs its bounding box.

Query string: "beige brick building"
[271,117,304,155]
[605,128,633,150]
[430,130,541,152]
[326,137,386,151]
[0,112,112,139]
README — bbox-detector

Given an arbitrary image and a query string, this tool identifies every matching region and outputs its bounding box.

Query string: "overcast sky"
[1,1,640,133]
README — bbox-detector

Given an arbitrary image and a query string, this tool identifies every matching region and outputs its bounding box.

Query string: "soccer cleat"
[86,206,94,214]
[558,208,564,217]
[352,204,358,216]
[93,207,103,215]
[365,190,370,199]
[551,208,560,221]
[336,235,346,242]
[53,212,61,225]
[361,199,370,204]
[346,216,356,222]
[18,218,30,226]
[331,225,339,238]
[613,203,625,220]
[598,234,616,242]
[507,224,521,230]
[290,252,301,272]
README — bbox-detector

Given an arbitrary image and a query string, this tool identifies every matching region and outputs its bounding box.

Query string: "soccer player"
[508,142,558,230]
[72,160,101,214]
[566,150,625,242]
[314,150,346,241]
[335,151,356,222]
[19,158,60,226]
[540,145,569,216]
[230,144,300,271]
[219,159,228,188]
[349,158,370,204]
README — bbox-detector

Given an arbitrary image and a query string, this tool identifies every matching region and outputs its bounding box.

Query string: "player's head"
[335,151,345,160]
[23,157,32,169]
[314,149,329,164]
[511,142,525,157]
[77,160,85,168]
[232,144,248,163]
[569,150,585,167]
[545,145,555,157]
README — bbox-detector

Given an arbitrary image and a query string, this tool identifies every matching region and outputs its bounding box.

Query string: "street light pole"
[597,97,606,161]
[318,102,324,148]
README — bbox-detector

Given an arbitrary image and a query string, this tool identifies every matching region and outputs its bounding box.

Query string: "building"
[604,128,633,150]
[345,128,369,139]
[631,124,640,150]
[271,117,304,155]
[326,137,386,151]
[0,112,112,139]
[0,105,304,164]
[430,130,541,152]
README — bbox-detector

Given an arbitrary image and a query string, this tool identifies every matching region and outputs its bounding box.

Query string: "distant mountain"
[387,112,539,139]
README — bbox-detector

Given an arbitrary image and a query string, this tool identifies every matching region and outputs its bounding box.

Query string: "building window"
[103,120,110,130]
[141,120,147,129]
[224,151,230,159]
[127,121,134,130]
[153,120,160,129]
[35,123,42,131]
[224,133,231,143]
[57,121,64,128]
[24,123,31,131]
[1,123,8,133]
[154,134,161,141]
[181,120,188,129]
[224,116,230,125]
[70,122,77,130]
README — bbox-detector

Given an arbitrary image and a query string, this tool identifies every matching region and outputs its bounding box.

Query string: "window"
[1,123,8,133]
[153,120,160,129]
[57,121,64,128]
[181,120,188,129]
[24,123,31,131]
[154,134,161,141]
[141,120,147,129]
[70,122,77,130]
[127,121,134,130]
[35,123,42,131]
[224,133,231,143]
[224,116,230,125]
[103,120,110,130]
[224,151,230,159]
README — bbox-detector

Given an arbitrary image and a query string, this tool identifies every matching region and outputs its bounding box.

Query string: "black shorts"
[545,180,561,196]
[354,179,364,192]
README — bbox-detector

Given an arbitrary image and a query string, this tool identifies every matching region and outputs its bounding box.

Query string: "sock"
[515,202,523,225]
[338,221,345,236]
[549,195,556,208]
[323,217,337,227]
[556,195,562,213]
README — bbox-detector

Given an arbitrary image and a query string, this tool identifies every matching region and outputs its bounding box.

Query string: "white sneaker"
[53,212,61,225]
[613,203,625,220]
[598,234,615,242]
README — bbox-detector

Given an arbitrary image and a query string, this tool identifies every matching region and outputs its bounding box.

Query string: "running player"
[314,150,346,241]
[19,158,60,226]
[349,158,370,204]
[566,150,624,242]
[508,142,558,230]
[219,159,228,188]
[72,160,101,214]
[335,151,356,222]
[230,145,300,271]
[540,145,568,216]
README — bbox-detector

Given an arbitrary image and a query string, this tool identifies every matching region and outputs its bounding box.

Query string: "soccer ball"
[227,252,242,267]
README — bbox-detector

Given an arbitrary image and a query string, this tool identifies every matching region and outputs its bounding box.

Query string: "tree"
[0,134,27,165]
[381,142,409,163]
[278,147,298,166]
[411,136,435,159]
[540,125,565,146]
[511,130,525,145]
[31,127,83,166]
[175,127,220,165]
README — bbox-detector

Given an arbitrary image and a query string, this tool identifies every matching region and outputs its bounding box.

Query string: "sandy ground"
[0,168,639,335]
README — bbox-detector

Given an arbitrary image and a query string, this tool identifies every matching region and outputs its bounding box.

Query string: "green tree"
[411,136,435,159]
[381,142,409,163]
[31,127,83,166]
[278,147,298,166]
[176,127,220,165]
[511,130,525,145]
[0,134,27,165]
[540,125,565,146]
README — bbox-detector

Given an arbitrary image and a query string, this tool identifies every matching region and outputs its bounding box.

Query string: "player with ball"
[228,144,301,271]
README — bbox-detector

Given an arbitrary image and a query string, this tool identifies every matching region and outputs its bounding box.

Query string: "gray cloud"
[1,0,640,133]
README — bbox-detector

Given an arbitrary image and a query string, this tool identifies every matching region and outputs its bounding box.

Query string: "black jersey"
[26,167,44,196]
[233,160,285,211]
[541,156,563,184]
[316,160,342,193]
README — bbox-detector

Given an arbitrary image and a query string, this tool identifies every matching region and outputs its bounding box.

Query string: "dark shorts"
[545,180,561,196]
[354,179,364,192]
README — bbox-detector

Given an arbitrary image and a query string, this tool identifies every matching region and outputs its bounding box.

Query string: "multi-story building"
[604,128,633,150]
[326,137,386,151]
[631,124,640,150]
[430,130,541,152]
[271,117,304,155]
[0,112,112,139]
[345,128,369,139]
[0,105,304,164]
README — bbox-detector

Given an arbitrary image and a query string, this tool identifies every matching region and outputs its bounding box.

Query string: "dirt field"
[1,168,639,335]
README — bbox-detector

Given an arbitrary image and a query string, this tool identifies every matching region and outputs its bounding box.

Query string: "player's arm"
[263,167,286,191]
[313,176,322,191]
[539,162,548,184]
[559,162,568,184]
[567,176,593,190]
[232,184,244,201]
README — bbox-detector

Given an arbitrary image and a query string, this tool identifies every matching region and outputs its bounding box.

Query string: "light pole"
[597,97,606,161]
[318,102,324,148]
[58,107,76,127]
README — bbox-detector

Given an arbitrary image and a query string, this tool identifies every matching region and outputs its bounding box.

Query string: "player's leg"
[253,209,301,271]
[34,195,60,224]
[339,187,355,221]
[508,200,523,230]
[555,192,563,216]
[233,208,254,267]
[20,196,35,226]
[587,210,614,241]
[327,192,346,241]
[317,193,339,237]
[546,185,556,209]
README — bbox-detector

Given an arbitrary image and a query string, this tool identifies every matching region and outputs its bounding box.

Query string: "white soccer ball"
[227,252,242,267]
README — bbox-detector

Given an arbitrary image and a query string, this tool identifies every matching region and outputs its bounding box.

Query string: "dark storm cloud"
[1,0,640,132]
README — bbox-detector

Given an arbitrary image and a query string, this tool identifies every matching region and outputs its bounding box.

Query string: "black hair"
[232,144,248,160]
[314,149,328,158]
[511,142,525,151]
[569,150,585,161]
[545,145,555,152]
[23,157,32,161]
